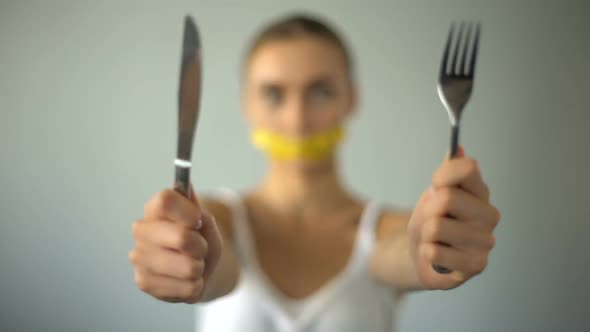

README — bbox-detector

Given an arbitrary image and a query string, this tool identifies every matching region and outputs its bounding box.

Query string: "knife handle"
[174,164,191,199]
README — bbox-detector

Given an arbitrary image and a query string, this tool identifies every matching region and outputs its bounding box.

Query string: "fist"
[129,185,223,303]
[408,146,501,290]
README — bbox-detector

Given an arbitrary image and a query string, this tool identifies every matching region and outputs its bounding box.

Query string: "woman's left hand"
[407,145,501,290]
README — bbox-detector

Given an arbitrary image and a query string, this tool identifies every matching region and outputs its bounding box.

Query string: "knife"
[174,15,202,199]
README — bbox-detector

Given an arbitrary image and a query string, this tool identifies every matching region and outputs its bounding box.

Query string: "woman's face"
[243,36,356,146]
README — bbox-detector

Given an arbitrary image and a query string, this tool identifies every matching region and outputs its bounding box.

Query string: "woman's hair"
[242,12,355,79]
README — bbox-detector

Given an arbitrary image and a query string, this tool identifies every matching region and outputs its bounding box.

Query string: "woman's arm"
[198,198,241,302]
[370,211,424,294]
[371,149,500,294]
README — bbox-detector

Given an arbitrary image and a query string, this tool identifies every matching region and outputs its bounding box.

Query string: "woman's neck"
[254,156,359,220]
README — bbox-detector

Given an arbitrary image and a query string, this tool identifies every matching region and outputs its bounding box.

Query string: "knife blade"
[174,15,202,199]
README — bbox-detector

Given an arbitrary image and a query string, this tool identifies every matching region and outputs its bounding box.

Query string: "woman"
[129,13,500,332]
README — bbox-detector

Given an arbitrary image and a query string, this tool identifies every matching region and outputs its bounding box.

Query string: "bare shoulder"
[375,206,412,242]
[199,196,234,240]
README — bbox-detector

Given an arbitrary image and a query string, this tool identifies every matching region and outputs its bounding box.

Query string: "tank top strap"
[352,200,383,270]
[204,187,256,270]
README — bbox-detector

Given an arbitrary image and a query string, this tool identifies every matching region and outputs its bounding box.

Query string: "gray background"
[1,0,589,331]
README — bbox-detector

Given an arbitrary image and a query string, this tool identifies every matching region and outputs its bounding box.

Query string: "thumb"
[189,183,200,205]
[200,209,223,278]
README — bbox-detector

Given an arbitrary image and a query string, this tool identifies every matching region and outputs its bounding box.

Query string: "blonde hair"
[242,12,355,79]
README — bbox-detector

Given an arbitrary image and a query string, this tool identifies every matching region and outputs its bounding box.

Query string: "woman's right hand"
[129,186,223,304]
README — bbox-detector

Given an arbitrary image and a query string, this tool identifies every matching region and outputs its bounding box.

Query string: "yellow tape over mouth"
[251,126,345,161]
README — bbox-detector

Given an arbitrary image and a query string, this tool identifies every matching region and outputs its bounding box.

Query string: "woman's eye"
[263,88,283,106]
[309,86,334,101]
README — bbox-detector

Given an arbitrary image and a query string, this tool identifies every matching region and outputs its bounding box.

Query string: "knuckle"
[436,188,453,212]
[432,168,444,185]
[424,219,442,241]
[174,228,193,251]
[487,235,496,250]
[131,221,142,238]
[491,207,501,226]
[154,190,176,213]
[465,158,479,174]
[422,243,439,262]
[128,250,138,264]
[470,255,488,274]
[203,236,209,255]
[143,200,151,216]
[134,272,149,291]
[185,283,197,298]
[186,279,203,300]
[179,257,196,279]
[187,259,204,279]
[197,237,209,258]
[483,183,491,196]
[194,206,203,221]
[430,246,442,262]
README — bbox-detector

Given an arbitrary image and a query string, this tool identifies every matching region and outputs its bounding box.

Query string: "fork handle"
[450,124,460,158]
[432,125,461,274]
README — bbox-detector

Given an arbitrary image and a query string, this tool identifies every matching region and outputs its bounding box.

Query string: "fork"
[433,22,481,274]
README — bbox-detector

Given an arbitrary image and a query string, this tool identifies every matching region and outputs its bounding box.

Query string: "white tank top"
[195,188,404,332]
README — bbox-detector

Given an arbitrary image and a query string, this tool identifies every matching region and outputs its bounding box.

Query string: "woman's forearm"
[370,229,425,293]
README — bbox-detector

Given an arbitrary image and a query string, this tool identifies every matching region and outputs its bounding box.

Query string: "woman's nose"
[282,97,311,136]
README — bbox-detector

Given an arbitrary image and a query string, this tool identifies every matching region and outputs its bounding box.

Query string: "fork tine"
[450,22,464,75]
[440,23,454,78]
[468,23,481,77]
[460,23,473,75]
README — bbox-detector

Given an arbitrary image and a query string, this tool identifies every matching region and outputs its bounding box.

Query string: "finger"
[421,217,496,251]
[199,210,223,278]
[444,144,465,160]
[129,246,205,280]
[456,144,465,158]
[427,187,499,230]
[144,189,202,228]
[134,268,204,303]
[434,156,490,202]
[421,242,488,277]
[132,220,208,258]
[448,270,468,284]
